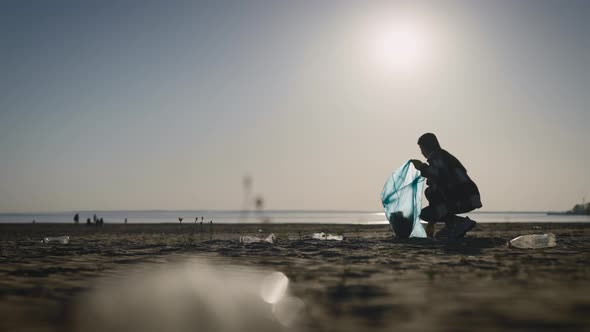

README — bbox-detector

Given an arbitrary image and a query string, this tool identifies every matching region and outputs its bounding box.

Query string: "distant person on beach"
[410,133,482,239]
[73,213,79,224]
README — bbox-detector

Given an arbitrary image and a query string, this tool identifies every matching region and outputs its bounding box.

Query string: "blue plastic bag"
[380,160,426,238]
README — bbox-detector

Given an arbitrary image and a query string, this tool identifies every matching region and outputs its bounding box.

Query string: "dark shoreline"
[1,221,589,236]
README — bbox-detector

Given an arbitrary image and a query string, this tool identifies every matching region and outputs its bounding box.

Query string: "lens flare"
[260,271,289,304]
[272,296,306,327]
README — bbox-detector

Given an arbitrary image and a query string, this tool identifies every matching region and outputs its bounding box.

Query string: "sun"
[369,18,431,72]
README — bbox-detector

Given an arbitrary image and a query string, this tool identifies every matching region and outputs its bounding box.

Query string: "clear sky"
[1,0,589,213]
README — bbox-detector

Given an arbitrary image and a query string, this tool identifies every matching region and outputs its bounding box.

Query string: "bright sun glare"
[370,18,431,72]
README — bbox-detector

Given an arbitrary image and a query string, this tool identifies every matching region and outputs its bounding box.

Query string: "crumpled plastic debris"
[239,233,276,244]
[311,232,344,241]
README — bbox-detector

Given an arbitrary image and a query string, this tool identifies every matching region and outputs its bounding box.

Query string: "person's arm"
[412,159,443,180]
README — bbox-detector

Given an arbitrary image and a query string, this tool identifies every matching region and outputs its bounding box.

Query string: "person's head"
[417,133,441,158]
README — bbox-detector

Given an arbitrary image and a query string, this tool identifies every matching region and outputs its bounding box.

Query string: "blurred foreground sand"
[1,222,589,332]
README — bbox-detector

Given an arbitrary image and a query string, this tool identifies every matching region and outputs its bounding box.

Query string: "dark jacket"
[417,148,482,218]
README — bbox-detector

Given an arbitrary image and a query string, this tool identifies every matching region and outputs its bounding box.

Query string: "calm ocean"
[0,210,589,224]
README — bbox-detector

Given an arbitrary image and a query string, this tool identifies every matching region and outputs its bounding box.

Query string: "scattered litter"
[42,236,70,244]
[311,232,344,241]
[508,233,556,249]
[240,233,276,244]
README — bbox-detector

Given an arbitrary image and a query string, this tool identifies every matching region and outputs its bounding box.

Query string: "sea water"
[0,211,589,224]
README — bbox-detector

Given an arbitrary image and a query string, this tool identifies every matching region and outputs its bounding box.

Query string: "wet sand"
[1,222,589,332]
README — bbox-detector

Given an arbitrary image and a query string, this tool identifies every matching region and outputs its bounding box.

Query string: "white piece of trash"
[507,233,556,249]
[42,235,70,244]
[311,232,344,241]
[240,233,276,244]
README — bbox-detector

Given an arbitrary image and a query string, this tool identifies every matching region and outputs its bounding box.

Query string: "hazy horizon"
[1,0,589,213]
[0,208,564,215]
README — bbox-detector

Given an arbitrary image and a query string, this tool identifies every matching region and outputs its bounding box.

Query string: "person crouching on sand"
[410,133,482,240]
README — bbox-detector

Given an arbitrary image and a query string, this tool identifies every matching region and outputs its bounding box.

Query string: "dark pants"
[420,186,451,224]
[420,202,478,224]
[420,187,476,224]
[420,205,454,224]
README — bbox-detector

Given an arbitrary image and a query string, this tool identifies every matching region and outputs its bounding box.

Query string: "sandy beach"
[1,222,589,332]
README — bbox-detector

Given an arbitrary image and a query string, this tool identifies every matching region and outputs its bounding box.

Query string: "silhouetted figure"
[73,213,79,224]
[255,196,268,223]
[255,197,264,210]
[178,217,183,224]
[124,218,128,224]
[86,218,92,225]
[242,175,253,217]
[93,214,97,223]
[97,217,104,226]
[410,133,482,239]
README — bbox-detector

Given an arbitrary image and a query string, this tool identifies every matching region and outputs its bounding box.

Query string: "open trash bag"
[380,160,426,238]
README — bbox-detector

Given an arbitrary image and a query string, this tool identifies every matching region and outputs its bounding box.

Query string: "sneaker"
[434,216,463,240]
[452,217,477,238]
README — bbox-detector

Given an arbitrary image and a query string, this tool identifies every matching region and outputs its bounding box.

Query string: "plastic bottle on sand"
[508,233,556,249]
[239,234,275,244]
[42,236,70,244]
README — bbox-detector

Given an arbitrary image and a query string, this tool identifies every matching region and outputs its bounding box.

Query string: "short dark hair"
[417,133,440,150]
